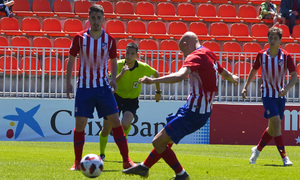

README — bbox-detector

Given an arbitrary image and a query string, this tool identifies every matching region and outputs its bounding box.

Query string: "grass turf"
[0,141,299,180]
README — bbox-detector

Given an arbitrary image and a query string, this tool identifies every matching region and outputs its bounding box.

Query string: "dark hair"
[268,27,282,39]
[89,4,104,15]
[126,42,138,53]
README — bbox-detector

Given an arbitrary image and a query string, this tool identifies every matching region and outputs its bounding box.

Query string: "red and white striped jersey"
[253,48,296,98]
[70,29,117,88]
[183,46,224,114]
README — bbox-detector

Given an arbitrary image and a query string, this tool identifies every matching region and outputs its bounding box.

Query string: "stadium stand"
[42,18,65,37]
[251,24,269,42]
[188,22,211,40]
[209,22,232,41]
[0,17,22,36]
[292,25,300,42]
[222,42,242,60]
[11,36,31,55]
[115,1,138,19]
[105,20,129,38]
[218,4,240,23]
[238,5,260,23]
[157,2,180,21]
[284,43,300,61]
[147,21,170,39]
[230,23,253,42]
[234,61,251,79]
[95,1,117,19]
[177,3,200,21]
[117,39,135,57]
[64,58,80,76]
[64,19,83,37]
[20,57,43,75]
[21,17,44,36]
[136,2,158,20]
[32,0,54,17]
[54,37,72,56]
[197,4,221,22]
[44,57,64,76]
[33,37,53,56]
[151,59,169,76]
[139,39,159,58]
[170,60,184,73]
[53,0,75,18]
[0,36,10,55]
[202,41,221,58]
[74,0,92,18]
[168,21,188,40]
[274,24,294,42]
[0,56,22,75]
[243,42,261,60]
[12,0,34,16]
[160,40,183,58]
[127,20,150,39]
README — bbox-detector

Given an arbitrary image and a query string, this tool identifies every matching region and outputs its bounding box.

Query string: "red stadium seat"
[127,20,150,39]
[0,17,22,36]
[197,4,221,22]
[210,0,228,3]
[222,42,242,60]
[191,0,208,2]
[234,62,251,79]
[44,57,64,76]
[238,5,260,23]
[231,0,249,4]
[151,59,169,76]
[136,2,158,20]
[218,4,240,23]
[96,1,117,19]
[32,0,54,17]
[0,56,23,75]
[115,1,138,19]
[11,36,32,55]
[139,39,159,58]
[105,20,129,38]
[274,24,294,42]
[157,2,180,21]
[210,22,232,41]
[42,18,65,37]
[285,43,300,61]
[168,21,188,40]
[117,39,135,57]
[20,57,43,75]
[21,17,44,36]
[0,36,11,55]
[54,37,72,56]
[160,40,183,58]
[177,3,200,21]
[230,23,253,41]
[64,58,80,76]
[170,60,184,73]
[189,22,211,40]
[251,24,269,42]
[148,21,170,39]
[53,0,75,17]
[33,37,53,56]
[202,41,220,58]
[292,25,300,42]
[243,42,261,60]
[74,0,92,18]
[64,19,83,37]
[12,0,34,16]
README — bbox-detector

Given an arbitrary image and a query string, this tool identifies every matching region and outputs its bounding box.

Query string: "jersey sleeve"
[253,53,262,70]
[69,35,80,57]
[143,63,156,77]
[109,37,117,59]
[183,54,201,72]
[287,54,296,73]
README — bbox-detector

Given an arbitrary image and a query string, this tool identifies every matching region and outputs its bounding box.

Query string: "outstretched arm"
[220,69,239,86]
[139,67,190,84]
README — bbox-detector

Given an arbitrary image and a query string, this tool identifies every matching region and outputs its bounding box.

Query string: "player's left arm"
[153,71,161,102]
[110,57,118,93]
[140,67,190,84]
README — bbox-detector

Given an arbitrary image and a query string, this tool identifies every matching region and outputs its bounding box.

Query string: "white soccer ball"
[80,154,104,178]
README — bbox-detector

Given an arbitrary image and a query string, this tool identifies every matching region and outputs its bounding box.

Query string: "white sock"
[176,169,185,175]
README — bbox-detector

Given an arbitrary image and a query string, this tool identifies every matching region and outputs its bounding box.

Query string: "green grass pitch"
[0,141,299,179]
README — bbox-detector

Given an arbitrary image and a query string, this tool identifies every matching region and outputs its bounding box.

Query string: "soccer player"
[241,27,297,166]
[99,42,162,161]
[66,4,135,170]
[122,31,239,179]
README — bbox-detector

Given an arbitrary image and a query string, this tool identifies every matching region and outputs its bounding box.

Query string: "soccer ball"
[80,154,104,178]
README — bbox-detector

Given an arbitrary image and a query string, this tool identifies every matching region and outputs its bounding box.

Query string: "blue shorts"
[74,85,119,119]
[164,103,210,144]
[262,97,285,119]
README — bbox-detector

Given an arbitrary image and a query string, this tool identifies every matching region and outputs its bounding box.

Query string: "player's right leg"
[70,116,88,170]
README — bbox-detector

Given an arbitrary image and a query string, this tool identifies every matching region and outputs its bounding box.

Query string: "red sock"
[144,143,173,168]
[112,125,129,162]
[160,146,183,174]
[274,135,287,158]
[257,129,273,151]
[74,128,85,163]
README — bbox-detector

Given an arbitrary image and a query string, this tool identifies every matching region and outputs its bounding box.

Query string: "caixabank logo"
[3,104,44,139]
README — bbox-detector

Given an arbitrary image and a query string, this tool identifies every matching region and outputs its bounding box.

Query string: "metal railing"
[0,46,299,102]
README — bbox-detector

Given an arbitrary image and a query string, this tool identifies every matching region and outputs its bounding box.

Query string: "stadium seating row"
[12,0,284,24]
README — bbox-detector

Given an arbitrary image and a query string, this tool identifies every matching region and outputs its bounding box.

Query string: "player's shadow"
[263,164,285,167]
